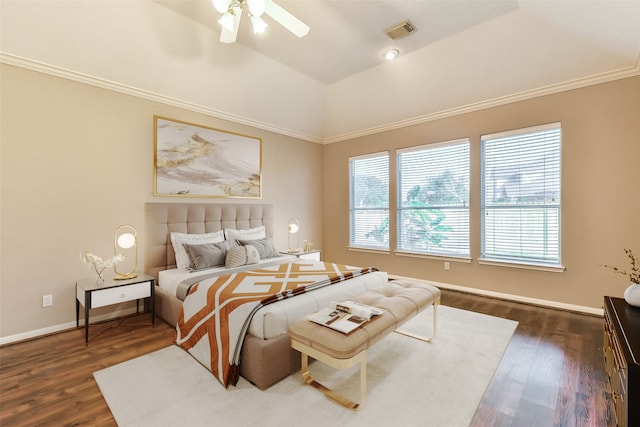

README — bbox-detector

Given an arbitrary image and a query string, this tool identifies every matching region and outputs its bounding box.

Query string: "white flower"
[81,251,125,279]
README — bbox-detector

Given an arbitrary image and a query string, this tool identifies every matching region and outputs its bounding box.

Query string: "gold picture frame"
[153,116,262,198]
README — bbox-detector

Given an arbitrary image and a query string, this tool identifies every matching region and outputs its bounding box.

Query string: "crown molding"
[0,53,323,144]
[3,52,638,146]
[322,63,640,144]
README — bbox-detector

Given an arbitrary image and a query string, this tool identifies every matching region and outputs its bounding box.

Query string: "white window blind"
[481,123,561,266]
[397,139,470,257]
[349,152,389,250]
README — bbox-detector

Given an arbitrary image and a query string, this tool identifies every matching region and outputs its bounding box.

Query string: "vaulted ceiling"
[158,0,524,85]
[2,1,639,142]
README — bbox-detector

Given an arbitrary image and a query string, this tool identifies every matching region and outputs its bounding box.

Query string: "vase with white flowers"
[603,248,640,307]
[81,251,125,284]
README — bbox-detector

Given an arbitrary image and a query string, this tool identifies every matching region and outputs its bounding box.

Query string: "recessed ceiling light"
[384,49,399,60]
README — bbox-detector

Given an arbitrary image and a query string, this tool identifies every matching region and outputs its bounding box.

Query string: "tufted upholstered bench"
[288,279,441,409]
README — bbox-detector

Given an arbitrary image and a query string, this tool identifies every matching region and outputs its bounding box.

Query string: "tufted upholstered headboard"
[144,203,274,279]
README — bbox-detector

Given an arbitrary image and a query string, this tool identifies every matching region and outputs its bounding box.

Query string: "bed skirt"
[154,285,300,389]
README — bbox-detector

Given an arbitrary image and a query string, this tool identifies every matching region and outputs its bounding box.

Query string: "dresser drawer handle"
[120,293,126,299]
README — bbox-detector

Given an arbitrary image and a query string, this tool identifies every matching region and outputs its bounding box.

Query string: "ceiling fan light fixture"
[384,49,399,60]
[218,10,236,32]
[213,0,309,43]
[247,0,266,17]
[250,14,268,33]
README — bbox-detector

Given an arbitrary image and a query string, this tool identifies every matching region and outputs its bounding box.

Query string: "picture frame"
[153,116,262,198]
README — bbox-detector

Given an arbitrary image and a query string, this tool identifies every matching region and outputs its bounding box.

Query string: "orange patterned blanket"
[175,260,377,387]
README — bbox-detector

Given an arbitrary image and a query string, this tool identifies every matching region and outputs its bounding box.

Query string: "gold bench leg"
[293,340,367,410]
[290,295,439,410]
[394,297,440,343]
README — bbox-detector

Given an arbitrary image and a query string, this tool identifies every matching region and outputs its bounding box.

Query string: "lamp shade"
[218,11,236,32]
[250,14,268,33]
[114,225,137,280]
[247,0,266,16]
[117,232,136,249]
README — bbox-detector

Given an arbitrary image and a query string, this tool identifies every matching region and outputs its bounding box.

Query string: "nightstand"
[281,250,321,261]
[76,273,155,343]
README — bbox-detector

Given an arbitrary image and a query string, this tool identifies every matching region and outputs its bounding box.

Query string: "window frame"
[348,151,390,251]
[480,122,564,270]
[396,138,471,259]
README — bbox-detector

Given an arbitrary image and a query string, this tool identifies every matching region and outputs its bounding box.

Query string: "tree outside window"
[397,140,470,257]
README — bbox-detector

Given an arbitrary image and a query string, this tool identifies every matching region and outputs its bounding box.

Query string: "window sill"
[347,246,391,255]
[394,251,472,263]
[478,258,565,273]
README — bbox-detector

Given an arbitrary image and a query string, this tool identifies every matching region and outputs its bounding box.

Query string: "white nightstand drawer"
[91,281,151,308]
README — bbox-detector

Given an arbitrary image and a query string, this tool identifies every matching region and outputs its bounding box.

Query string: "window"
[349,152,389,250]
[481,123,561,266]
[397,139,470,257]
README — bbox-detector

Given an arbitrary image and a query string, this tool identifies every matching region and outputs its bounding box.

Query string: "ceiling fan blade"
[219,8,242,44]
[264,0,310,38]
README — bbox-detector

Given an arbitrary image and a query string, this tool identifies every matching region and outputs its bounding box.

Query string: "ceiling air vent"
[384,20,417,40]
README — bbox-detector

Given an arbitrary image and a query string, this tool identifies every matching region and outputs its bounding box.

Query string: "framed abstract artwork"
[153,116,262,198]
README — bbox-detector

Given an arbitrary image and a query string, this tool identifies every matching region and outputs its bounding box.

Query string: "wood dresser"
[604,296,640,427]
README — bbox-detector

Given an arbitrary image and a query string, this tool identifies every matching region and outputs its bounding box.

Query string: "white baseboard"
[1,278,603,346]
[390,275,604,317]
[0,306,143,346]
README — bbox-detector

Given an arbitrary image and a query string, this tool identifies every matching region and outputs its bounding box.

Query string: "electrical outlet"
[42,294,53,307]
[444,262,450,270]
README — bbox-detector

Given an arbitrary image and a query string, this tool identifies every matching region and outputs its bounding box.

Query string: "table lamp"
[114,225,137,279]
[288,218,300,252]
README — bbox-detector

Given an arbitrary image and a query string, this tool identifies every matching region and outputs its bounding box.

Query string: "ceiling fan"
[212,0,310,44]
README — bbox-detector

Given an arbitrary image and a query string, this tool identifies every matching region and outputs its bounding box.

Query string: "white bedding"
[159,259,388,340]
[248,270,388,339]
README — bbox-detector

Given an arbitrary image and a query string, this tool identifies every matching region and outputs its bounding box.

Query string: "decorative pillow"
[171,230,225,270]
[224,225,266,242]
[237,237,280,259]
[225,245,260,268]
[184,240,237,271]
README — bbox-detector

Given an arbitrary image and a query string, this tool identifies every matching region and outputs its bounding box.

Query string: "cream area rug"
[94,306,517,427]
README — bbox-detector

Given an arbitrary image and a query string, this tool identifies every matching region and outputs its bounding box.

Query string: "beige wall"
[0,64,323,339]
[2,64,638,341]
[322,76,640,309]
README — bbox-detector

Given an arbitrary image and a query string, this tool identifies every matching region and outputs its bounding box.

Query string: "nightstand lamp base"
[115,272,138,280]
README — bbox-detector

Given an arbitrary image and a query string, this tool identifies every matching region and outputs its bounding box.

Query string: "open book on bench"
[308,300,385,333]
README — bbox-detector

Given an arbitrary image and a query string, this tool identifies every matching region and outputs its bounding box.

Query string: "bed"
[144,202,388,389]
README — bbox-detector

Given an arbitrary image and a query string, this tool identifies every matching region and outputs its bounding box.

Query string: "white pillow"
[171,230,225,270]
[224,225,266,242]
[225,245,260,268]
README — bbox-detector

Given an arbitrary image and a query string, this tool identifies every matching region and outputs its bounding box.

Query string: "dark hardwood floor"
[441,290,611,427]
[0,290,611,426]
[0,313,175,427]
